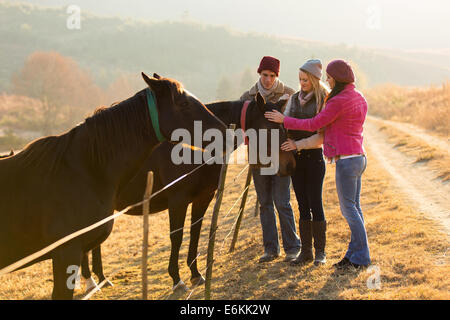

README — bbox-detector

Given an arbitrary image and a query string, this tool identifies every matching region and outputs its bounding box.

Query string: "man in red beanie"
[241,56,294,102]
[240,56,300,263]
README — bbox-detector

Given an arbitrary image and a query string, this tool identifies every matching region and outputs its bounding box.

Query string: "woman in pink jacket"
[265,59,370,269]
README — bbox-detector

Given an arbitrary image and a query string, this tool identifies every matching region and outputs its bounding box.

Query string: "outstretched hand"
[264,110,285,123]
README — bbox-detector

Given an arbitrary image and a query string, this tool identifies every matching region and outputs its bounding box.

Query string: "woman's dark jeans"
[291,148,326,222]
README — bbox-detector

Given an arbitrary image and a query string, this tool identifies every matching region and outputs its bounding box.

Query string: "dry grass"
[364,82,450,137]
[2,82,448,300]
[1,146,448,300]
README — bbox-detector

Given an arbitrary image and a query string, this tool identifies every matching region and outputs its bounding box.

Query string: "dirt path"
[368,116,450,155]
[364,118,450,234]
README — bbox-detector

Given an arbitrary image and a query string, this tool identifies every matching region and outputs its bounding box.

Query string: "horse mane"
[11,89,152,177]
[84,76,185,163]
[91,105,109,115]
[206,100,245,126]
[84,89,152,164]
[8,76,187,178]
[11,129,76,177]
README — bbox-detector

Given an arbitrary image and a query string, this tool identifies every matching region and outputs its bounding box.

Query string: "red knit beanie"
[257,56,280,76]
[326,59,355,83]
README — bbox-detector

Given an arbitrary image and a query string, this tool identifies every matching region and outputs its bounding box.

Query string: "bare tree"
[12,51,104,135]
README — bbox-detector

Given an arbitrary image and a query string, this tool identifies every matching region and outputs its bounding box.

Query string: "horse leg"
[51,245,82,300]
[187,192,214,287]
[92,245,113,287]
[168,200,189,292]
[80,251,98,294]
[81,252,91,279]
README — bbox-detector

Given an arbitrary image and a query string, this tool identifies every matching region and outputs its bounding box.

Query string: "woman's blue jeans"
[335,155,371,266]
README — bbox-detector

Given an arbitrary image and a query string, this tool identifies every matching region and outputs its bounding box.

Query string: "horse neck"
[206,101,244,129]
[105,141,156,194]
[205,100,251,155]
[77,91,160,192]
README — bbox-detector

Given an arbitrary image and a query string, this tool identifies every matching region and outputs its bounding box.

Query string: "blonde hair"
[301,70,330,114]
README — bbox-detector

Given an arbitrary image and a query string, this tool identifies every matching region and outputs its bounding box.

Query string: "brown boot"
[312,220,327,266]
[291,220,313,265]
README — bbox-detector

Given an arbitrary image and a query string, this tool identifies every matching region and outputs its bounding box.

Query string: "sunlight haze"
[13,0,450,50]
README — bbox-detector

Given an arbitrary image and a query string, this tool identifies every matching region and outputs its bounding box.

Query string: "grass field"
[1,81,449,300]
[1,143,448,300]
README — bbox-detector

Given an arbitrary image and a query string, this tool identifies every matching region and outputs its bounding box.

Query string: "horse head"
[141,72,226,143]
[246,92,296,177]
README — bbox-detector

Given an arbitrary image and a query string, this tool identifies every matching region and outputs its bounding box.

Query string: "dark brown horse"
[81,92,296,292]
[0,73,225,299]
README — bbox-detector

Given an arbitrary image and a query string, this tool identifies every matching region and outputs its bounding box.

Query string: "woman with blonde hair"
[265,59,371,269]
[281,59,329,266]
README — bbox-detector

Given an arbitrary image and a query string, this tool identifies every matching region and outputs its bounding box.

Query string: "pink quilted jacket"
[283,83,368,158]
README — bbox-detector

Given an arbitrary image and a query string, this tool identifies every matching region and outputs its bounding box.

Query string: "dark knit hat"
[326,59,355,83]
[257,56,280,76]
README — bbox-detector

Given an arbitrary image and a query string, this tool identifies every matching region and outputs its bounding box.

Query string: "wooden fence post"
[204,124,235,300]
[229,166,252,253]
[142,171,154,300]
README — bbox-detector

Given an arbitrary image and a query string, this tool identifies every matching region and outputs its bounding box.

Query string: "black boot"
[291,220,313,265]
[312,220,327,266]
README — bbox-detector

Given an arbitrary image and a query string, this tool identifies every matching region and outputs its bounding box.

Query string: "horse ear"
[9,150,14,156]
[274,99,288,111]
[256,92,266,113]
[153,73,162,79]
[142,72,161,91]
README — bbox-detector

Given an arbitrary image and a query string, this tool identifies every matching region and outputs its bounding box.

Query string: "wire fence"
[0,125,258,300]
[0,151,218,277]
[82,163,254,301]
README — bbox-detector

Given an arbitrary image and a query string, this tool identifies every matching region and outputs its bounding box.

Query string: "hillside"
[1,1,449,102]
[364,82,450,136]
[13,0,450,51]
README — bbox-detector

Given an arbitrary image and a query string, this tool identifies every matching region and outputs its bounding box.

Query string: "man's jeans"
[335,155,371,266]
[252,168,301,255]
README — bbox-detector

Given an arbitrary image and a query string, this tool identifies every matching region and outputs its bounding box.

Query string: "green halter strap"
[146,88,166,142]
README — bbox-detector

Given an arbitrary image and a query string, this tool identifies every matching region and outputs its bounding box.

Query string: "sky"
[9,0,450,50]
